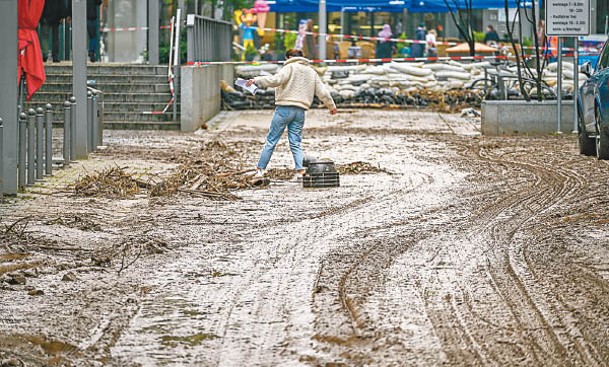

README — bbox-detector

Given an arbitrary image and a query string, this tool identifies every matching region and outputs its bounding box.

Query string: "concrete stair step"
[29,91,177,104]
[103,121,181,130]
[40,82,171,93]
[44,63,168,76]
[103,111,180,122]
[102,93,178,103]
[45,74,170,84]
[30,63,183,130]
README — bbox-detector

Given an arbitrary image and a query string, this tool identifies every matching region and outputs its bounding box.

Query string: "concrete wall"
[482,100,577,135]
[180,65,234,132]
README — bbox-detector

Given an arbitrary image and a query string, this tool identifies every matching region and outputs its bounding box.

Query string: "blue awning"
[407,0,533,12]
[268,0,532,13]
[269,0,408,13]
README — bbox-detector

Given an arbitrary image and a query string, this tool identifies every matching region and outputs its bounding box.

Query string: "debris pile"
[223,60,588,112]
[74,166,143,198]
[148,141,254,200]
[336,161,390,175]
[71,142,392,201]
[0,217,33,251]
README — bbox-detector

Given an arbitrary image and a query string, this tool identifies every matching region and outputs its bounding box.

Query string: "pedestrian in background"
[426,29,437,57]
[483,25,500,45]
[39,0,68,62]
[246,49,337,179]
[375,24,394,59]
[295,19,307,51]
[304,19,317,60]
[87,0,102,62]
[411,22,426,58]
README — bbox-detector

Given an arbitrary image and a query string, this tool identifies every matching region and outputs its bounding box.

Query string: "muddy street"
[1,109,609,366]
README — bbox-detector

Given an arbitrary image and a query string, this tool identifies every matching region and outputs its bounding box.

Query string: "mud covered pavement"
[2,109,609,366]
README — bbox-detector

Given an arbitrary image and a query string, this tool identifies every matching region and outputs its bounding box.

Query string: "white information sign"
[545,0,590,36]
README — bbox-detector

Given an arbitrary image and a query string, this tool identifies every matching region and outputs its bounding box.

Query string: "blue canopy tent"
[407,0,534,12]
[268,0,534,13]
[269,0,408,13]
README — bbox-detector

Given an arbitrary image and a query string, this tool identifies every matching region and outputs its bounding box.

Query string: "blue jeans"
[257,106,306,171]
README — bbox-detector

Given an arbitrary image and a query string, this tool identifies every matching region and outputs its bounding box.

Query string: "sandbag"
[547,61,574,71]
[469,67,482,76]
[361,66,387,75]
[389,74,436,83]
[346,74,373,83]
[388,62,433,77]
[327,65,367,73]
[422,63,466,73]
[339,84,358,92]
[445,80,465,89]
[235,64,279,75]
[339,89,356,98]
[435,71,472,80]
[448,60,477,71]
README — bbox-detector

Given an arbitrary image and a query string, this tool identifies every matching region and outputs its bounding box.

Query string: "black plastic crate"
[303,172,340,188]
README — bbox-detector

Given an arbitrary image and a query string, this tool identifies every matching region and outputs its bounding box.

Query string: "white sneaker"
[253,169,265,178]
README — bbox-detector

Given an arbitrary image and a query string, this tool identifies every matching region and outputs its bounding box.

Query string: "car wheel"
[596,105,609,160]
[579,113,596,156]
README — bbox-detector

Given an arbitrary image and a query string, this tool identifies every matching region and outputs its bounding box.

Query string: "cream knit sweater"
[253,57,336,111]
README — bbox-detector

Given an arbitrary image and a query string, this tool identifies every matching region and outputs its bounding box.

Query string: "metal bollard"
[27,109,36,186]
[87,90,93,152]
[96,91,104,147]
[69,96,76,161]
[63,101,71,166]
[18,112,27,191]
[36,107,44,180]
[0,118,3,200]
[91,91,98,150]
[45,104,53,175]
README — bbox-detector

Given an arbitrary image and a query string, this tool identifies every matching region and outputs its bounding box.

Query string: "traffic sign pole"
[545,0,590,135]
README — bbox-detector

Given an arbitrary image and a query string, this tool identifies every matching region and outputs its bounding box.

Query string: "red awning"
[18,0,46,101]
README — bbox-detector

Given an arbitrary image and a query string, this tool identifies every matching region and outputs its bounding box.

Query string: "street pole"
[573,37,579,133]
[148,0,159,64]
[557,38,562,133]
[340,7,344,40]
[318,0,327,60]
[72,0,89,158]
[0,0,18,194]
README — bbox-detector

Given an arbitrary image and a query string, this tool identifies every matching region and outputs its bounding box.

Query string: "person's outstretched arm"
[314,74,337,114]
[249,65,292,88]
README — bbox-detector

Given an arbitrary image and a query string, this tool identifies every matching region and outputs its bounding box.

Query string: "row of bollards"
[17,105,54,190]
[13,90,102,192]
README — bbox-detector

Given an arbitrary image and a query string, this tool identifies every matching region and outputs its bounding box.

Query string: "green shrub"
[473,31,485,43]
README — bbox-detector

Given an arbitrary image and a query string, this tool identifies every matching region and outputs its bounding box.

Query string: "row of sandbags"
[221,81,479,111]
[234,60,588,99]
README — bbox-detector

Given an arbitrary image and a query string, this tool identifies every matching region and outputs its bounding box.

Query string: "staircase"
[26,63,180,130]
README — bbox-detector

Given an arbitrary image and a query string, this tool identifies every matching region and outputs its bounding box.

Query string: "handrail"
[185,14,232,63]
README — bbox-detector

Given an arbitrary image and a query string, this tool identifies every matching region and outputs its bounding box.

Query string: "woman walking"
[246,49,337,179]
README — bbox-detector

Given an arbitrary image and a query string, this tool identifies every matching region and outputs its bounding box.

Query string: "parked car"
[578,38,609,159]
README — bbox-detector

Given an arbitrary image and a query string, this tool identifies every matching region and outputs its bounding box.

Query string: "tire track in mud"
[479,147,607,366]
[309,166,467,365]
[420,138,606,366]
[310,135,609,366]
[210,170,437,366]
